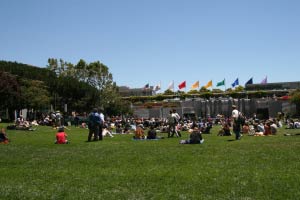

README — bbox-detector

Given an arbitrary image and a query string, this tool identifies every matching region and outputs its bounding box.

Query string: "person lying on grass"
[0,128,9,144]
[180,127,204,144]
[55,126,69,144]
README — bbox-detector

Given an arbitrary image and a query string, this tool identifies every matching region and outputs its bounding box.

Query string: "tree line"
[0,60,131,121]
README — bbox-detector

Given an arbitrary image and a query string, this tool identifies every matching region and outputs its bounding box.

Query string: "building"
[245,81,300,91]
[118,86,154,97]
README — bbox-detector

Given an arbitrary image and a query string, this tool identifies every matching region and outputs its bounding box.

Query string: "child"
[55,126,69,144]
[0,128,9,144]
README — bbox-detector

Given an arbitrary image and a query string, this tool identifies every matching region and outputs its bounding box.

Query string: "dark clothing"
[147,129,157,139]
[0,133,8,142]
[168,115,176,138]
[189,130,203,144]
[233,118,242,140]
[74,116,79,127]
[87,112,101,141]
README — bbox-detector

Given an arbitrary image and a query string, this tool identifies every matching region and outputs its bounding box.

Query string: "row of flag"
[144,76,268,91]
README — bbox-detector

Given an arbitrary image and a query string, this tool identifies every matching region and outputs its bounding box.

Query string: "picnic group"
[1,104,296,145]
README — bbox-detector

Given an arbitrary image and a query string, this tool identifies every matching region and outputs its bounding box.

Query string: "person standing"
[87,108,101,142]
[167,110,176,138]
[98,108,105,141]
[172,109,181,137]
[232,105,241,140]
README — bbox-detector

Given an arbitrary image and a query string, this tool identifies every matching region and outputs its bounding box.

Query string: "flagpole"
[224,79,226,92]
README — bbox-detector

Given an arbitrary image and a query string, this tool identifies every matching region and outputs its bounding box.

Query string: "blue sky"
[1,0,300,92]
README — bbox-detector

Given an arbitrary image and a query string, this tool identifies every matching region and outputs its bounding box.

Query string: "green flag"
[216,79,225,87]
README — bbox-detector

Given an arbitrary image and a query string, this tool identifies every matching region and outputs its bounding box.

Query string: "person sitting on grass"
[133,124,145,139]
[102,123,114,138]
[242,122,250,134]
[180,127,204,144]
[147,125,157,139]
[218,122,231,136]
[55,126,69,144]
[0,128,9,144]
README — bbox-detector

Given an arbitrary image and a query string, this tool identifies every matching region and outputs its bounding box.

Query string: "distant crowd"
[1,106,300,145]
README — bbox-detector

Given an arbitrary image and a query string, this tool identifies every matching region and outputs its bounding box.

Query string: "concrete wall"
[132,98,292,119]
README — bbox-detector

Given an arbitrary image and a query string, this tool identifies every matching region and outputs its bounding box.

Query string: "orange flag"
[204,80,212,88]
[191,81,199,89]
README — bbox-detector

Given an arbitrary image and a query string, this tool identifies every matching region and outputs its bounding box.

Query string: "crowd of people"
[1,105,296,145]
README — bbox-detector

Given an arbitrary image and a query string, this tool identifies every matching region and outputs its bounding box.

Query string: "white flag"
[167,81,174,91]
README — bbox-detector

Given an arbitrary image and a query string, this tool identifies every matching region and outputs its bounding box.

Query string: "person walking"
[232,105,242,140]
[167,110,176,138]
[172,109,181,137]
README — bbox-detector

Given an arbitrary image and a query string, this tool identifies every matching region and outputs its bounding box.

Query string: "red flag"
[178,81,186,89]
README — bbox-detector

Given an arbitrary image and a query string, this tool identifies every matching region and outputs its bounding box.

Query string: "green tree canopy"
[0,71,21,111]
[20,80,50,110]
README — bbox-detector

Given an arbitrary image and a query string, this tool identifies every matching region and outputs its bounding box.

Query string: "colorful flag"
[216,79,225,87]
[178,81,186,89]
[167,81,174,91]
[154,82,161,91]
[191,81,199,89]
[245,77,253,85]
[231,78,239,87]
[143,83,149,90]
[261,76,267,84]
[204,80,212,89]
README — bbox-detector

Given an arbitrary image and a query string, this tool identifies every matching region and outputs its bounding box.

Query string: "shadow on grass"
[227,139,236,142]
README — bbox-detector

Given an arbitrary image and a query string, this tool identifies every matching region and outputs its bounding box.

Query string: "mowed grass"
[1,124,300,200]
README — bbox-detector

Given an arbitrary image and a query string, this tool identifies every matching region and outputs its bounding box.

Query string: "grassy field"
[1,124,300,200]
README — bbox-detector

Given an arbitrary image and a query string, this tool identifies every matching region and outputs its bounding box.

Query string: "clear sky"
[1,0,300,92]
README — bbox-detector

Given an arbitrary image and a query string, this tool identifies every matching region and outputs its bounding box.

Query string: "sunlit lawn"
[1,123,300,200]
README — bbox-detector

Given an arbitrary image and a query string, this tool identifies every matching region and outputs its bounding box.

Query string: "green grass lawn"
[1,124,300,200]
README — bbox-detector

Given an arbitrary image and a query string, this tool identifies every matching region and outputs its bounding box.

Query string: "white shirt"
[99,113,105,123]
[172,113,180,121]
[232,109,239,119]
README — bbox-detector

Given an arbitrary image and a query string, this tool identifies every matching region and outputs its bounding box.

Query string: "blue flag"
[231,78,239,87]
[143,83,149,90]
[245,78,253,85]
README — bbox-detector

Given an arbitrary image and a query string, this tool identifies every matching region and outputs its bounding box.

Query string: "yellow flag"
[204,80,212,88]
[191,81,199,89]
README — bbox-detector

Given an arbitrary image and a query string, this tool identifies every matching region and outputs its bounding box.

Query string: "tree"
[20,80,51,110]
[163,89,174,95]
[48,58,114,91]
[54,76,101,113]
[200,87,210,93]
[47,58,126,113]
[212,89,224,93]
[290,89,300,116]
[0,71,21,120]
[234,86,245,92]
[187,90,199,94]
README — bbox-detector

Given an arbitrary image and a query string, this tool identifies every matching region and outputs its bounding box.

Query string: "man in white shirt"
[99,108,105,140]
[232,105,241,140]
